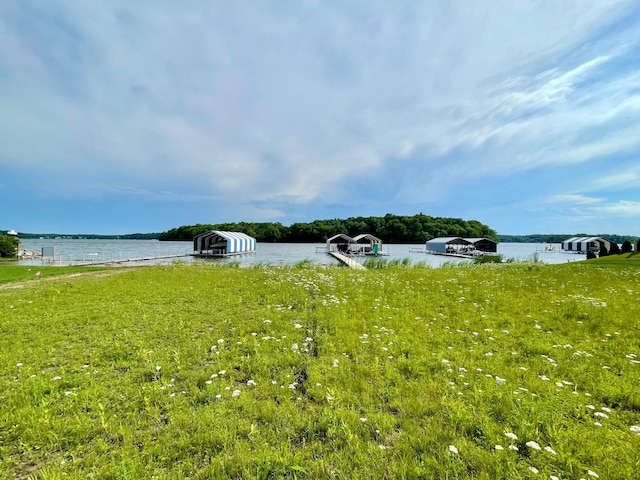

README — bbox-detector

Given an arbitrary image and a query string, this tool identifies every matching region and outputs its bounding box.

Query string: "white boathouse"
[192,231,256,257]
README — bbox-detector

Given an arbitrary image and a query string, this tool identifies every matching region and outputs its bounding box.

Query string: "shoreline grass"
[1,259,639,478]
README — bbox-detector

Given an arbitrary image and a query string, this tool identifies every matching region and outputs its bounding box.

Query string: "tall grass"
[1,260,639,478]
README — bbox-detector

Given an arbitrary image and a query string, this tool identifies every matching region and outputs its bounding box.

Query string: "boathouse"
[463,238,498,253]
[561,236,612,253]
[326,234,353,254]
[425,237,472,254]
[350,234,383,255]
[192,231,256,257]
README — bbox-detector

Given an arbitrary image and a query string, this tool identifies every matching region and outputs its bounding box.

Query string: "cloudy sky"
[1,1,639,236]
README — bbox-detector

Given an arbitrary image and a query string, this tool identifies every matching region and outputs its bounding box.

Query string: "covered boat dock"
[192,231,257,257]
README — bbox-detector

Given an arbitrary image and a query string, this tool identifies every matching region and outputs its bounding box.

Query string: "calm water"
[14,239,584,267]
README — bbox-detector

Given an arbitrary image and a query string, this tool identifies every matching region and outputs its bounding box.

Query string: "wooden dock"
[328,251,367,270]
[69,254,189,266]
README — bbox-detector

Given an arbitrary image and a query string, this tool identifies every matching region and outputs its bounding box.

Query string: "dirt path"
[0,269,129,291]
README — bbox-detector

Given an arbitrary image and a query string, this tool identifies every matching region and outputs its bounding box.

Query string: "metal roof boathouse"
[561,236,612,253]
[192,231,256,257]
[424,237,498,257]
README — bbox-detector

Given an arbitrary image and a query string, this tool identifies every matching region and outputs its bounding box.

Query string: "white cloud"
[546,194,603,205]
[0,0,639,231]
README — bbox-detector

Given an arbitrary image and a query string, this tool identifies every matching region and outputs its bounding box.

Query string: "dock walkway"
[328,251,367,270]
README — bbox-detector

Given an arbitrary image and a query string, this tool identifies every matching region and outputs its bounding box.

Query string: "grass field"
[1,257,639,479]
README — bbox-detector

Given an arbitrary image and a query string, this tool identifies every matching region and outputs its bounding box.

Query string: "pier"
[21,253,190,267]
[328,251,367,270]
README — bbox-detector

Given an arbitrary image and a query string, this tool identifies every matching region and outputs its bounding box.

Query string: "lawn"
[1,259,639,479]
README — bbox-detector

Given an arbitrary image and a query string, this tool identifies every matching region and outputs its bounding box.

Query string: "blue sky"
[1,1,640,236]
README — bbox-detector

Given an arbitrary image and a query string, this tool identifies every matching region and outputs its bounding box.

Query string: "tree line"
[158,214,499,244]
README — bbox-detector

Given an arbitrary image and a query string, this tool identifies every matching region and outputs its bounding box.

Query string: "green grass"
[1,260,639,479]
[585,252,640,266]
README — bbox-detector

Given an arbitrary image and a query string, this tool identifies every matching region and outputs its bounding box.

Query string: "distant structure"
[561,236,612,253]
[192,231,256,257]
[324,233,388,256]
[423,237,498,257]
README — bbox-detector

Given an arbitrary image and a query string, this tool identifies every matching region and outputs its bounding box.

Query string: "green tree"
[586,250,597,260]
[598,245,609,257]
[609,242,621,255]
[0,235,19,258]
[621,240,633,254]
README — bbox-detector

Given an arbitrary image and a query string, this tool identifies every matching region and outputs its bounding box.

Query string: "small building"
[192,231,256,257]
[561,236,612,253]
[463,237,498,253]
[425,237,472,254]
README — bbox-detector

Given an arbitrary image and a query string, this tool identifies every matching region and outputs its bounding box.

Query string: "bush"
[586,250,597,260]
[598,245,609,257]
[621,240,633,254]
[0,235,19,258]
[609,242,621,255]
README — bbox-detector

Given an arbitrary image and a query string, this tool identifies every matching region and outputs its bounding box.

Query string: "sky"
[1,1,640,236]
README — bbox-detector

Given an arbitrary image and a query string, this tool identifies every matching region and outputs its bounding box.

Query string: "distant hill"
[1,231,161,240]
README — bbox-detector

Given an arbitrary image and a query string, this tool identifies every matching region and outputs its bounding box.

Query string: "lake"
[13,239,585,267]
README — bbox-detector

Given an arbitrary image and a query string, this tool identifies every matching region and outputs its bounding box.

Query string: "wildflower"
[378,444,386,450]
[594,412,609,419]
[508,445,519,451]
[155,365,161,371]
[494,445,504,450]
[218,370,226,375]
[587,470,599,478]
[529,466,539,474]
[505,432,517,440]
[217,339,224,344]
[51,376,62,381]
[630,425,640,434]
[205,380,212,385]
[247,379,256,386]
[360,417,367,422]
[594,422,602,427]
[526,441,541,450]
[215,394,222,399]
[495,376,506,386]
[232,389,241,397]
[294,323,303,329]
[16,363,23,367]
[544,446,557,455]
[448,445,458,454]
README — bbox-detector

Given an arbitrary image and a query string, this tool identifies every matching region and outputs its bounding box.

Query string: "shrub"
[586,250,597,260]
[609,242,621,255]
[598,245,609,257]
[621,240,633,254]
[0,235,19,258]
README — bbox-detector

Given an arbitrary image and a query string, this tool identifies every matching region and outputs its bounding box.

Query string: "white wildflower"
[448,445,458,454]
[232,389,241,397]
[526,441,541,450]
[494,445,504,450]
[505,432,517,440]
[544,446,557,455]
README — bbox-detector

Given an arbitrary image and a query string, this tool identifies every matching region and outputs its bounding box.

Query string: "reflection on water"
[14,239,584,267]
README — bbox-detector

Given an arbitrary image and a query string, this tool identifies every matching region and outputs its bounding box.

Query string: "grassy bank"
[1,259,639,479]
